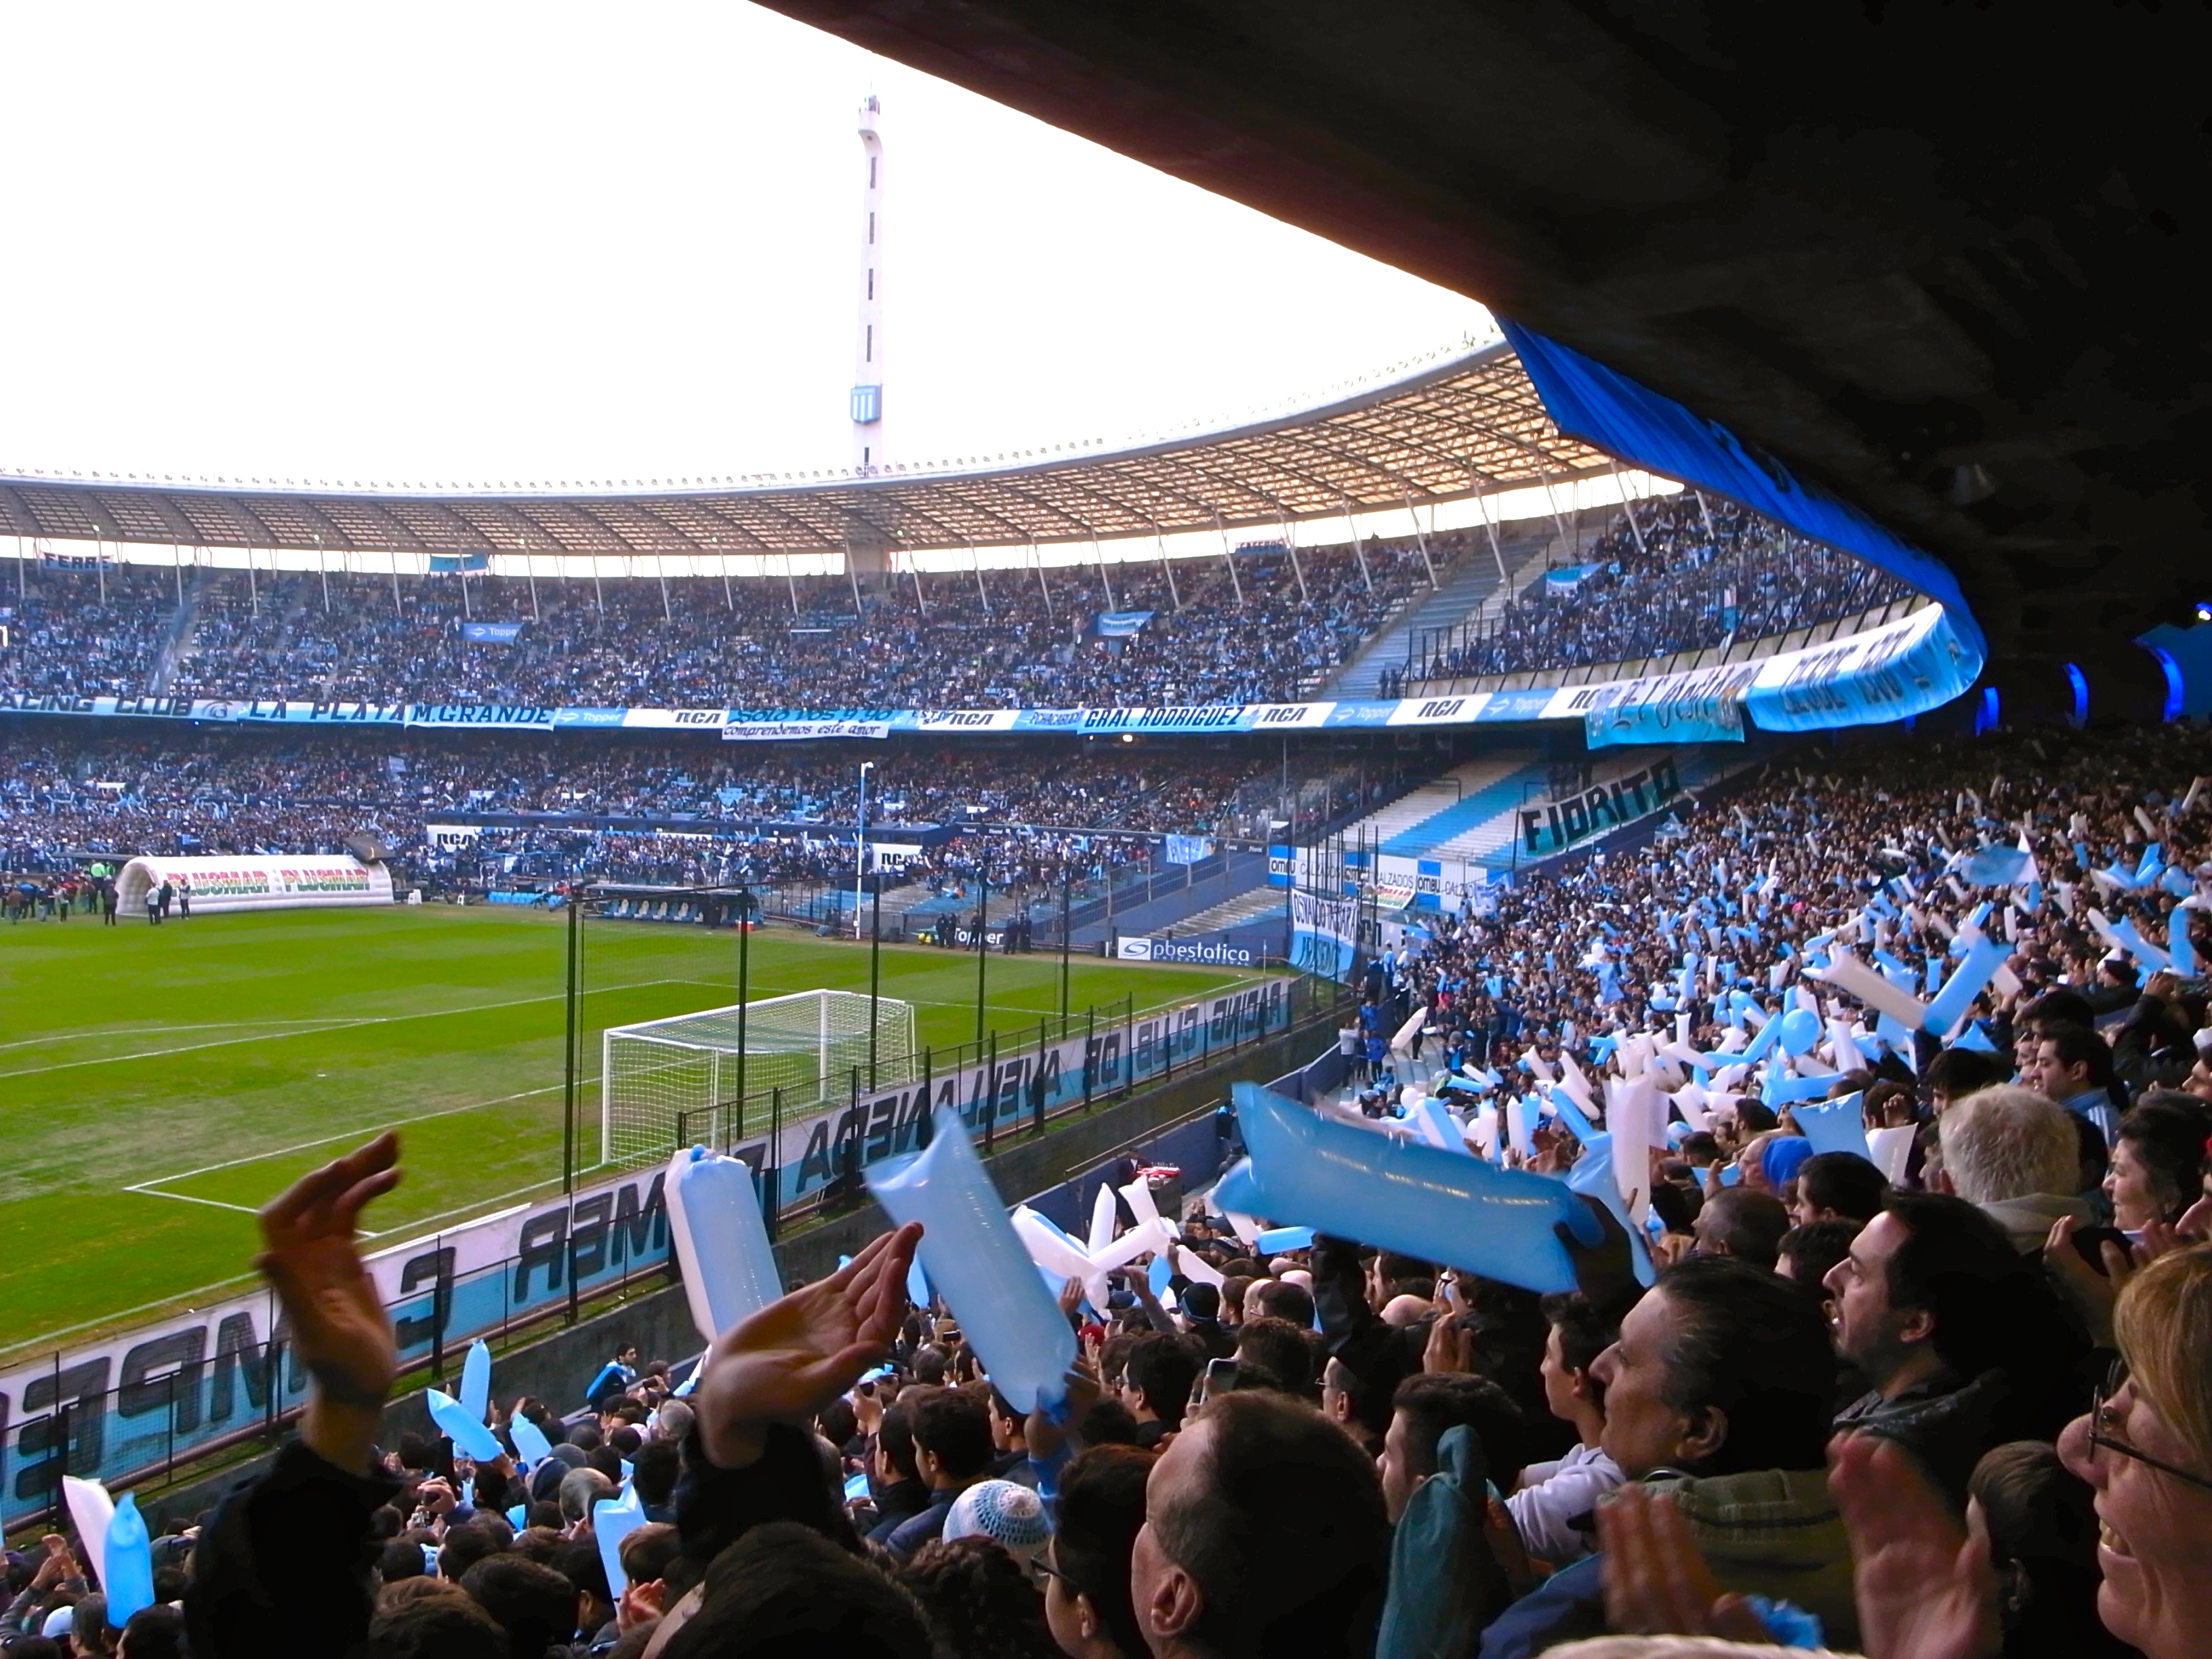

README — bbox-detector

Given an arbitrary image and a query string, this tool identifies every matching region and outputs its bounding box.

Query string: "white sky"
[0,3,1494,489]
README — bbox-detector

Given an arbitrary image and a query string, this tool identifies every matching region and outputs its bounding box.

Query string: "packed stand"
[1402,493,1918,689]
[0,733,1271,895]
[7,533,1435,716]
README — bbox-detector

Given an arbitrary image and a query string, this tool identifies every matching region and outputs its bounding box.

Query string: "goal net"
[600,989,918,1168]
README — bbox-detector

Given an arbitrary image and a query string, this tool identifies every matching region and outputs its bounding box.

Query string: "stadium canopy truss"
[0,344,1614,562]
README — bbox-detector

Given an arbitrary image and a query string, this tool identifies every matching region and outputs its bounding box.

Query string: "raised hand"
[257,1132,402,1469]
[1598,1485,1771,1641]
[695,1222,922,1469]
[1829,1431,2001,1659]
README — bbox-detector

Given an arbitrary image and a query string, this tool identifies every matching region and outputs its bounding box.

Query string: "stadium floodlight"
[600,989,918,1168]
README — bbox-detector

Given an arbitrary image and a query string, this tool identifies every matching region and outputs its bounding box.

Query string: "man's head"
[1130,1391,1390,1659]
[1122,1333,1204,1429]
[1923,1046,2008,1111]
[459,1555,579,1659]
[1319,1331,1422,1451]
[874,1396,922,1486]
[2022,1023,2113,1103]
[1244,1278,1315,1328]
[654,1521,930,1659]
[1378,1372,1525,1523]
[1591,1256,1836,1480]
[1231,1317,1317,1400]
[1790,1151,1887,1227]
[558,1467,615,1528]
[438,1517,508,1582]
[69,1593,112,1658]
[1776,1219,1862,1299]
[367,1581,508,1659]
[906,1385,993,1490]
[1936,1084,2081,1204]
[1822,1192,2030,1394]
[1043,1444,1155,1659]
[1537,1291,1623,1431]
[1690,1187,1792,1270]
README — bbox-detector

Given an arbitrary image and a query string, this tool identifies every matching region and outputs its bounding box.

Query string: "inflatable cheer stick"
[665,1146,781,1345]
[867,1108,1074,1414]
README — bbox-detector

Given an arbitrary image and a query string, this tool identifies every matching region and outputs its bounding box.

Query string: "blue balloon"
[459,1340,492,1427]
[1253,1225,1315,1254]
[1777,1007,1821,1056]
[1223,1083,1599,1296]
[102,1493,155,1624]
[867,1108,1075,1414]
[509,1413,554,1469]
[668,1147,781,1345]
[426,1388,504,1463]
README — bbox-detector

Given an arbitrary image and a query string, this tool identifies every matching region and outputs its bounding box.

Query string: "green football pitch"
[0,904,1262,1357]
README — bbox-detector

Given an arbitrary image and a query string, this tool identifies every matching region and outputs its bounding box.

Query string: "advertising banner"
[1094,611,1154,638]
[1115,936,1261,968]
[114,855,392,914]
[459,621,525,642]
[616,708,729,731]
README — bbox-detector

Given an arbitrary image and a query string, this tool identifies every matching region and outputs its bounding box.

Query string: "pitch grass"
[0,904,1261,1357]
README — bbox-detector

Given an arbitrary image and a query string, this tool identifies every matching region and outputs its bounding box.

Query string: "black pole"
[735,889,752,1121]
[1059,871,1072,1026]
[562,890,579,1193]
[975,865,989,1045]
[868,872,883,1089]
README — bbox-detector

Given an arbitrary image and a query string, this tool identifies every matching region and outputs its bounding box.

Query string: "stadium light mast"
[851,95,886,474]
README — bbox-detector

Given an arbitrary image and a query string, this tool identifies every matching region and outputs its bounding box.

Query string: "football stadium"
[4,6,2211,1656]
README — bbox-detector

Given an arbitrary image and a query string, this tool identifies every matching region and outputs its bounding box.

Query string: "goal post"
[600,989,918,1168]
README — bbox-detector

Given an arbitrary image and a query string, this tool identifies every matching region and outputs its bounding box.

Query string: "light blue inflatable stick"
[1544,1083,1599,1147]
[593,1483,647,1597]
[667,1146,782,1345]
[506,1504,528,1531]
[427,1389,504,1464]
[1761,1068,1835,1109]
[1923,934,2012,1038]
[1223,1082,1599,1296]
[867,1107,1075,1414]
[102,1493,156,1624]
[459,1340,493,1427]
[907,1254,932,1313]
[1560,1134,1657,1288]
[2171,907,2199,977]
[2110,917,2173,973]
[1253,1224,1315,1254]
[510,1414,553,1468]
[1416,1095,1473,1155]
[1793,1093,1869,1159]
[1736,1010,1785,1066]
[1148,1250,1174,1300]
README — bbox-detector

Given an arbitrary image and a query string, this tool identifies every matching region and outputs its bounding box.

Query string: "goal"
[600,989,918,1167]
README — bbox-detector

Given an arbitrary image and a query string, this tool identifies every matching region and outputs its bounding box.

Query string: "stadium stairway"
[148,569,216,695]
[1326,755,1540,855]
[1172,883,1290,936]
[1375,758,1555,858]
[1326,522,1554,699]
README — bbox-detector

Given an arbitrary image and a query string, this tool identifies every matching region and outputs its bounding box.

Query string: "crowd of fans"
[7,716,2212,1658]
[4,533,1440,714]
[1400,493,1918,688]
[0,733,1281,892]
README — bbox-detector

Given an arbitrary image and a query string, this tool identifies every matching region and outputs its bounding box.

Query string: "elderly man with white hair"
[1934,1084,2096,1252]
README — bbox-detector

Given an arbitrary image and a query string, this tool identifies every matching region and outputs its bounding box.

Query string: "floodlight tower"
[851,95,886,474]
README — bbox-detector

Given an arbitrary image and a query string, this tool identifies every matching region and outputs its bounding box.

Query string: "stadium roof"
[747,0,2212,664]
[0,343,1613,559]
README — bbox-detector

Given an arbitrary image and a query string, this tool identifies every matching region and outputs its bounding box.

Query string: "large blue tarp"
[1499,319,1986,661]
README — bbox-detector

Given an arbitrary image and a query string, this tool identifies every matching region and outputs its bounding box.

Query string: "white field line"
[0,1017,358,1054]
[0,978,695,1083]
